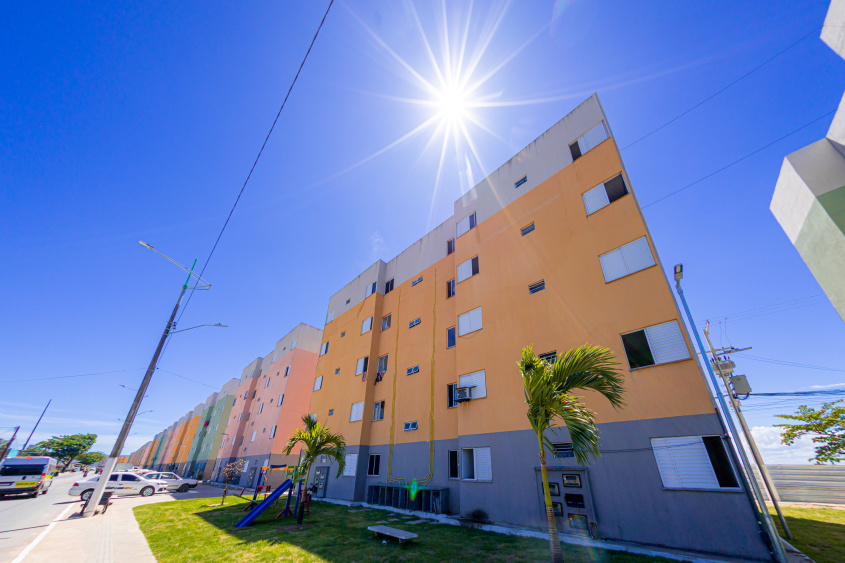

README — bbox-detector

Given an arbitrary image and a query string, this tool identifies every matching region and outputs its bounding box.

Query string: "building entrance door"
[313,467,328,498]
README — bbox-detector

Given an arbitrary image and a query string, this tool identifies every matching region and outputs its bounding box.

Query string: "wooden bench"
[367,525,418,544]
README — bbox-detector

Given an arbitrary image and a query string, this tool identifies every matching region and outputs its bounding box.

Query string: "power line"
[156,368,219,390]
[734,353,845,373]
[0,368,144,384]
[642,109,836,208]
[622,26,821,151]
[696,295,826,326]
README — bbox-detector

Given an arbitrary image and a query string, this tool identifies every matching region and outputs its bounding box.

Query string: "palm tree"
[518,345,626,563]
[282,415,347,525]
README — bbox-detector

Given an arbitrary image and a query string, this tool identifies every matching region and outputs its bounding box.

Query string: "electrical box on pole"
[730,375,752,396]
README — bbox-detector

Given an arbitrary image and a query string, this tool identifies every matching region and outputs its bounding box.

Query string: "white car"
[143,471,199,493]
[69,472,167,500]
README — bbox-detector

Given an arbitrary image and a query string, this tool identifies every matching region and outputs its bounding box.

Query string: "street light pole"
[83,244,209,517]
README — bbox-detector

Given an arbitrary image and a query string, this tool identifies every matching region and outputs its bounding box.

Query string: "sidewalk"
[15,486,221,563]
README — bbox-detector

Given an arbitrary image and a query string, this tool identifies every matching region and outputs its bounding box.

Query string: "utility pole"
[83,243,211,517]
[673,264,787,563]
[21,400,51,451]
[703,323,792,540]
[0,426,19,462]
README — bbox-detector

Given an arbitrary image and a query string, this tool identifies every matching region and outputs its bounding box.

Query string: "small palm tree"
[519,345,626,563]
[282,415,347,525]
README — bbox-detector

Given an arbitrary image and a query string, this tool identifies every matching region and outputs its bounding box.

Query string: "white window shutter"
[583,183,610,215]
[651,437,718,489]
[361,317,373,334]
[459,370,487,399]
[474,447,492,481]
[313,376,323,391]
[458,307,482,336]
[343,453,358,476]
[456,259,473,283]
[456,215,472,237]
[621,237,655,274]
[599,248,627,283]
[578,122,608,154]
[350,401,364,422]
[645,321,690,364]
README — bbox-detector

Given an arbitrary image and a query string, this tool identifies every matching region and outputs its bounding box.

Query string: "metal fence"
[755,465,845,505]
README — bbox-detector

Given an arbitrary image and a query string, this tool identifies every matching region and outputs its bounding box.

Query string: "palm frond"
[282,414,347,477]
[551,345,626,409]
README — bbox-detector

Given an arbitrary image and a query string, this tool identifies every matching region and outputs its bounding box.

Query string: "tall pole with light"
[673,264,787,563]
[83,242,212,517]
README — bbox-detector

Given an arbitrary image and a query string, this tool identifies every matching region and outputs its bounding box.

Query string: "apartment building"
[771,0,845,324]
[306,94,771,560]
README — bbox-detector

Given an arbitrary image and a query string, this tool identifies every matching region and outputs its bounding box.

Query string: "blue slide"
[235,479,293,528]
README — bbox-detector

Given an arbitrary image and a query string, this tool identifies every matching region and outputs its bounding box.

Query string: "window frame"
[381,314,392,331]
[529,280,546,294]
[367,454,381,477]
[447,278,455,299]
[447,383,458,408]
[373,400,385,421]
[447,326,456,349]
[447,238,455,255]
[385,278,395,294]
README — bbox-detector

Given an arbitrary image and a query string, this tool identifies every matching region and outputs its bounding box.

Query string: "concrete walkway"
[14,486,221,563]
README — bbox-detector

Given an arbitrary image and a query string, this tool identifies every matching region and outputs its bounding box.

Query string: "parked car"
[68,472,167,500]
[0,457,58,498]
[142,471,200,493]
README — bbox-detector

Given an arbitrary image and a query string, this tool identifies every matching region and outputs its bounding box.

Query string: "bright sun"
[435,85,471,122]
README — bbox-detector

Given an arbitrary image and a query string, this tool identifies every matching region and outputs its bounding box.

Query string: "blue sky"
[2,0,843,464]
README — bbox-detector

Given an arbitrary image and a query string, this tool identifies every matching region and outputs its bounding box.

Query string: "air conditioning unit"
[455,387,471,403]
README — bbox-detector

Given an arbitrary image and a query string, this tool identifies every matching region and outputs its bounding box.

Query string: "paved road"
[0,472,81,563]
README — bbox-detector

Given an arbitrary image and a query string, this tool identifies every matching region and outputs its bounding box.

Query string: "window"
[376,355,389,375]
[329,409,334,416]
[238,413,242,422]
[457,307,483,336]
[309,414,316,423]
[447,326,456,348]
[582,173,629,215]
[314,376,323,391]
[569,121,608,161]
[365,281,377,298]
[232,398,236,406]
[250,431,256,443]
[411,276,423,286]
[356,356,369,375]
[403,421,418,431]
[599,237,655,283]
[385,278,394,294]
[447,383,458,408]
[457,256,479,283]
[373,401,385,421]
[320,341,329,356]
[258,403,264,414]
[456,212,477,237]
[350,401,364,422]
[621,321,690,369]
[284,366,290,377]
[446,279,455,298]
[368,454,381,476]
[406,365,420,375]
[448,450,460,479]
[529,280,546,294]
[381,314,391,331]
[361,317,373,334]
[264,378,270,388]
[278,394,284,406]
[515,174,527,188]
[520,222,535,236]
[408,317,421,328]
[346,298,351,304]
[343,453,358,477]
[270,425,277,438]
[335,368,340,375]
[651,436,739,489]
[539,351,557,365]
[461,447,493,481]
[459,370,487,399]
[447,238,455,255]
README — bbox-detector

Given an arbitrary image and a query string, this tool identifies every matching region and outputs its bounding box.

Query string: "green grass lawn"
[134,495,668,562]
[769,505,845,563]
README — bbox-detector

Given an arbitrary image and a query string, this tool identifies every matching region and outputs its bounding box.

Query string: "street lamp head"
[139,241,154,251]
[674,263,683,282]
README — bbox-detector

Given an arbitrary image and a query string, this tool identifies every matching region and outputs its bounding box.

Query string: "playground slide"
[235,479,293,528]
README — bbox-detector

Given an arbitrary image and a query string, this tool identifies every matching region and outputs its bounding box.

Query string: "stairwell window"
[447,279,455,298]
[621,321,690,369]
[385,278,395,294]
[368,454,381,476]
[250,431,256,443]
[447,326,456,349]
[582,173,629,215]
[448,450,459,479]
[278,394,284,406]
[320,341,329,356]
[381,314,391,331]
[258,403,264,414]
[270,425,277,438]
[457,256,479,283]
[411,276,423,286]
[515,175,528,188]
[529,280,546,294]
[408,317,421,328]
[520,223,535,236]
[284,366,290,377]
[447,383,458,408]
[361,317,373,335]
[406,365,420,375]
[264,378,270,388]
[651,436,739,490]
[447,238,455,255]
[373,401,385,421]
